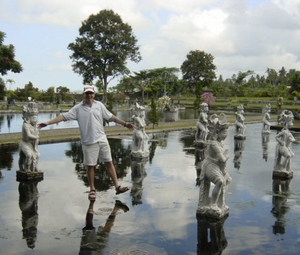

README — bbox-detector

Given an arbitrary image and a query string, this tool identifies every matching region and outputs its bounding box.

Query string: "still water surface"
[0,109,198,134]
[0,124,300,254]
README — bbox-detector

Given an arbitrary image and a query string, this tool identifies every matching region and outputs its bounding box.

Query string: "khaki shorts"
[82,141,112,166]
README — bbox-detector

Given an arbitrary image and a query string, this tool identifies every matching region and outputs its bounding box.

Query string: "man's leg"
[86,165,96,200]
[105,161,129,194]
[105,161,118,188]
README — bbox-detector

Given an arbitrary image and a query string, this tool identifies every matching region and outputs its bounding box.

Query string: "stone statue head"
[278,110,294,128]
[22,102,39,123]
[199,102,208,112]
[209,113,230,140]
[237,104,244,113]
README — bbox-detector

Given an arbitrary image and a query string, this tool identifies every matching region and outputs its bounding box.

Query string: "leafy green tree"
[0,31,23,76]
[148,96,159,128]
[68,9,141,104]
[180,50,216,108]
[288,70,300,94]
[0,77,5,99]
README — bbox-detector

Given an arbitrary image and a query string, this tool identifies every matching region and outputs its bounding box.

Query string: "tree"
[0,31,23,76]
[148,96,159,128]
[180,50,216,107]
[68,9,141,104]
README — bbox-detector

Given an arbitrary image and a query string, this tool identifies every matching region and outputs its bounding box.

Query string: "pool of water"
[0,109,199,134]
[0,123,300,254]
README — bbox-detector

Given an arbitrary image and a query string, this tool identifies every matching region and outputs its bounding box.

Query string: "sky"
[0,0,300,92]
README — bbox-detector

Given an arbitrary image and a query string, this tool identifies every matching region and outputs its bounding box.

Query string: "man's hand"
[125,123,135,131]
[38,123,48,129]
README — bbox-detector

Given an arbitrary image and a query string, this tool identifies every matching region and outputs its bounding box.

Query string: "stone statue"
[262,103,271,133]
[18,102,40,172]
[195,102,209,145]
[197,113,231,219]
[234,104,246,139]
[131,103,149,158]
[273,110,295,177]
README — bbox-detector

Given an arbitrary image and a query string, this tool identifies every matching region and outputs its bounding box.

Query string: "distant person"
[73,99,76,106]
[38,85,134,201]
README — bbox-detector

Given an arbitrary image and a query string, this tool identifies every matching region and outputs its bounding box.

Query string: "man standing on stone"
[38,85,133,201]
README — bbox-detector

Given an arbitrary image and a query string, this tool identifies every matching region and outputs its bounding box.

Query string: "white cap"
[83,85,95,93]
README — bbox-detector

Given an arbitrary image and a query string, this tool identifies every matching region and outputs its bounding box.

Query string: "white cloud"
[1,0,300,90]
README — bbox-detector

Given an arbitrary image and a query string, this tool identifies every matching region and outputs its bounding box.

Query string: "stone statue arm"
[211,142,229,173]
[23,124,39,140]
[275,131,287,146]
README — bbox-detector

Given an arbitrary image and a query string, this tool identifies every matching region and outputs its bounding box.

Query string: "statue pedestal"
[234,135,246,140]
[16,170,44,182]
[131,151,149,159]
[272,167,293,180]
[196,205,229,219]
[163,109,178,122]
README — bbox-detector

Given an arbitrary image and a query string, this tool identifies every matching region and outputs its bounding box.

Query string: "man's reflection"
[79,200,129,254]
[197,215,228,255]
[233,139,245,170]
[261,133,270,162]
[130,157,148,206]
[271,179,291,235]
[18,181,39,249]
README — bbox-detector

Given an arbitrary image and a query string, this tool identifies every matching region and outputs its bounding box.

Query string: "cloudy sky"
[1,0,300,92]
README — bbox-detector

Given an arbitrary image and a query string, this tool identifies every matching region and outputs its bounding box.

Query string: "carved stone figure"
[234,105,246,139]
[273,110,295,178]
[262,104,271,133]
[195,102,209,145]
[19,102,40,172]
[131,103,149,158]
[197,113,231,219]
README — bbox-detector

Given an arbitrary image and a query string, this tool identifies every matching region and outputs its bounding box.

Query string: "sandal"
[88,190,96,201]
[115,200,130,212]
[115,186,129,195]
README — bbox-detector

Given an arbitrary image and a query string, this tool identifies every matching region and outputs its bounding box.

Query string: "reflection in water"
[197,215,228,255]
[79,200,129,254]
[233,139,245,170]
[262,133,270,162]
[271,179,291,235]
[18,181,40,249]
[66,140,132,191]
[0,146,18,171]
[130,157,148,206]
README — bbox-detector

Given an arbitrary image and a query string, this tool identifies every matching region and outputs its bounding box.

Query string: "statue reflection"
[271,179,291,235]
[79,200,129,254]
[130,157,148,206]
[261,133,270,162]
[18,181,40,249]
[197,215,228,255]
[233,139,245,170]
